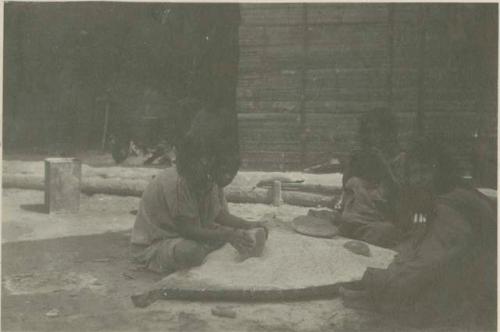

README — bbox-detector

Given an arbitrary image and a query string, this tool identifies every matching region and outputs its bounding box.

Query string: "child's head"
[348,148,388,185]
[176,135,215,194]
[358,107,398,155]
[213,153,241,188]
[176,108,242,190]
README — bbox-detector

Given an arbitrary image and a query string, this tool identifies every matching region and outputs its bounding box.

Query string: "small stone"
[343,241,371,257]
[211,306,237,319]
[93,258,111,263]
[14,273,34,279]
[122,273,135,280]
[45,309,60,318]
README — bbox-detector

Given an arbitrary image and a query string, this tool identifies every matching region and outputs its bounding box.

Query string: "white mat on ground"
[155,231,396,292]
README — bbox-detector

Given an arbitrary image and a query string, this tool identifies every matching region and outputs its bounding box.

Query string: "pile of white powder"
[156,231,396,291]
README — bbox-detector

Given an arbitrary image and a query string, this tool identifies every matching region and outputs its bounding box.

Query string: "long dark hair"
[175,109,223,192]
[408,137,462,194]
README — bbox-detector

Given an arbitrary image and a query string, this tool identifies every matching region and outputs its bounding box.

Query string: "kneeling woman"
[342,138,496,329]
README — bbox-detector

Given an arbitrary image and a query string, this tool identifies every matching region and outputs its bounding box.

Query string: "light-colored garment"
[341,177,386,225]
[130,167,228,273]
[131,167,228,246]
[131,238,224,274]
[339,177,401,247]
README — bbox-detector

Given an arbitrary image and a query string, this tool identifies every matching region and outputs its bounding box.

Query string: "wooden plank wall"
[237,4,497,172]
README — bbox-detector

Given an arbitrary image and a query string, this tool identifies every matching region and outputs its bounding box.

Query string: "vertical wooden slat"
[416,5,427,136]
[386,4,395,110]
[299,4,309,168]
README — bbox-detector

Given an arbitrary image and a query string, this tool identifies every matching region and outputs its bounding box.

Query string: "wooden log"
[258,182,341,196]
[282,191,334,208]
[3,174,148,197]
[81,178,148,197]
[223,187,271,204]
[131,283,340,308]
[44,158,81,214]
[3,174,44,190]
[3,174,336,208]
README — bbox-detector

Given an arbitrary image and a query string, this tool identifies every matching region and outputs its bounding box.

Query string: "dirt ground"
[1,188,434,332]
[1,235,469,332]
[2,190,472,332]
[1,153,482,332]
[1,189,364,332]
[2,189,138,243]
[3,231,381,332]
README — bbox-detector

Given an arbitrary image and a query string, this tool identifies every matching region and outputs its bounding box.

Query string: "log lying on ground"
[3,174,45,190]
[257,182,341,196]
[224,186,334,207]
[3,174,148,197]
[132,284,341,307]
[303,158,342,174]
[282,191,334,208]
[81,177,148,197]
[3,174,335,208]
[224,186,270,204]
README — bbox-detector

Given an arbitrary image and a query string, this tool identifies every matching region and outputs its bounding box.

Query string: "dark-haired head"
[358,108,398,157]
[176,135,215,194]
[406,136,461,195]
[213,153,241,187]
[207,135,241,187]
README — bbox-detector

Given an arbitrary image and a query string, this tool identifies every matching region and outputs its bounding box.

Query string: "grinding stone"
[343,240,371,257]
[307,209,341,226]
[291,215,339,238]
[238,228,267,261]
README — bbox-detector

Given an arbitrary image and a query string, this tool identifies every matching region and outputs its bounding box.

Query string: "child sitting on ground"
[130,115,267,274]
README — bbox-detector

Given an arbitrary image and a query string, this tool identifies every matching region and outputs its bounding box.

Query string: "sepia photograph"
[2,2,498,331]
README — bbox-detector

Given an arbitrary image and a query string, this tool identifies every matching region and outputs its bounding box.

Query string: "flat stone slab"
[291,215,339,238]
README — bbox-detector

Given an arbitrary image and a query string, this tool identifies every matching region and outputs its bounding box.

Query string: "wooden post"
[44,158,82,214]
[272,180,282,206]
[416,6,428,137]
[386,4,395,109]
[102,100,110,151]
[299,3,309,169]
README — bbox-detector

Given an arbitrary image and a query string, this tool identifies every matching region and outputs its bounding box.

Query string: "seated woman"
[339,148,404,247]
[341,138,497,330]
[337,108,405,247]
[130,115,267,274]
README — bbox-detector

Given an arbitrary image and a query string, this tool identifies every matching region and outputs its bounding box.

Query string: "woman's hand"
[252,222,269,239]
[228,230,255,254]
